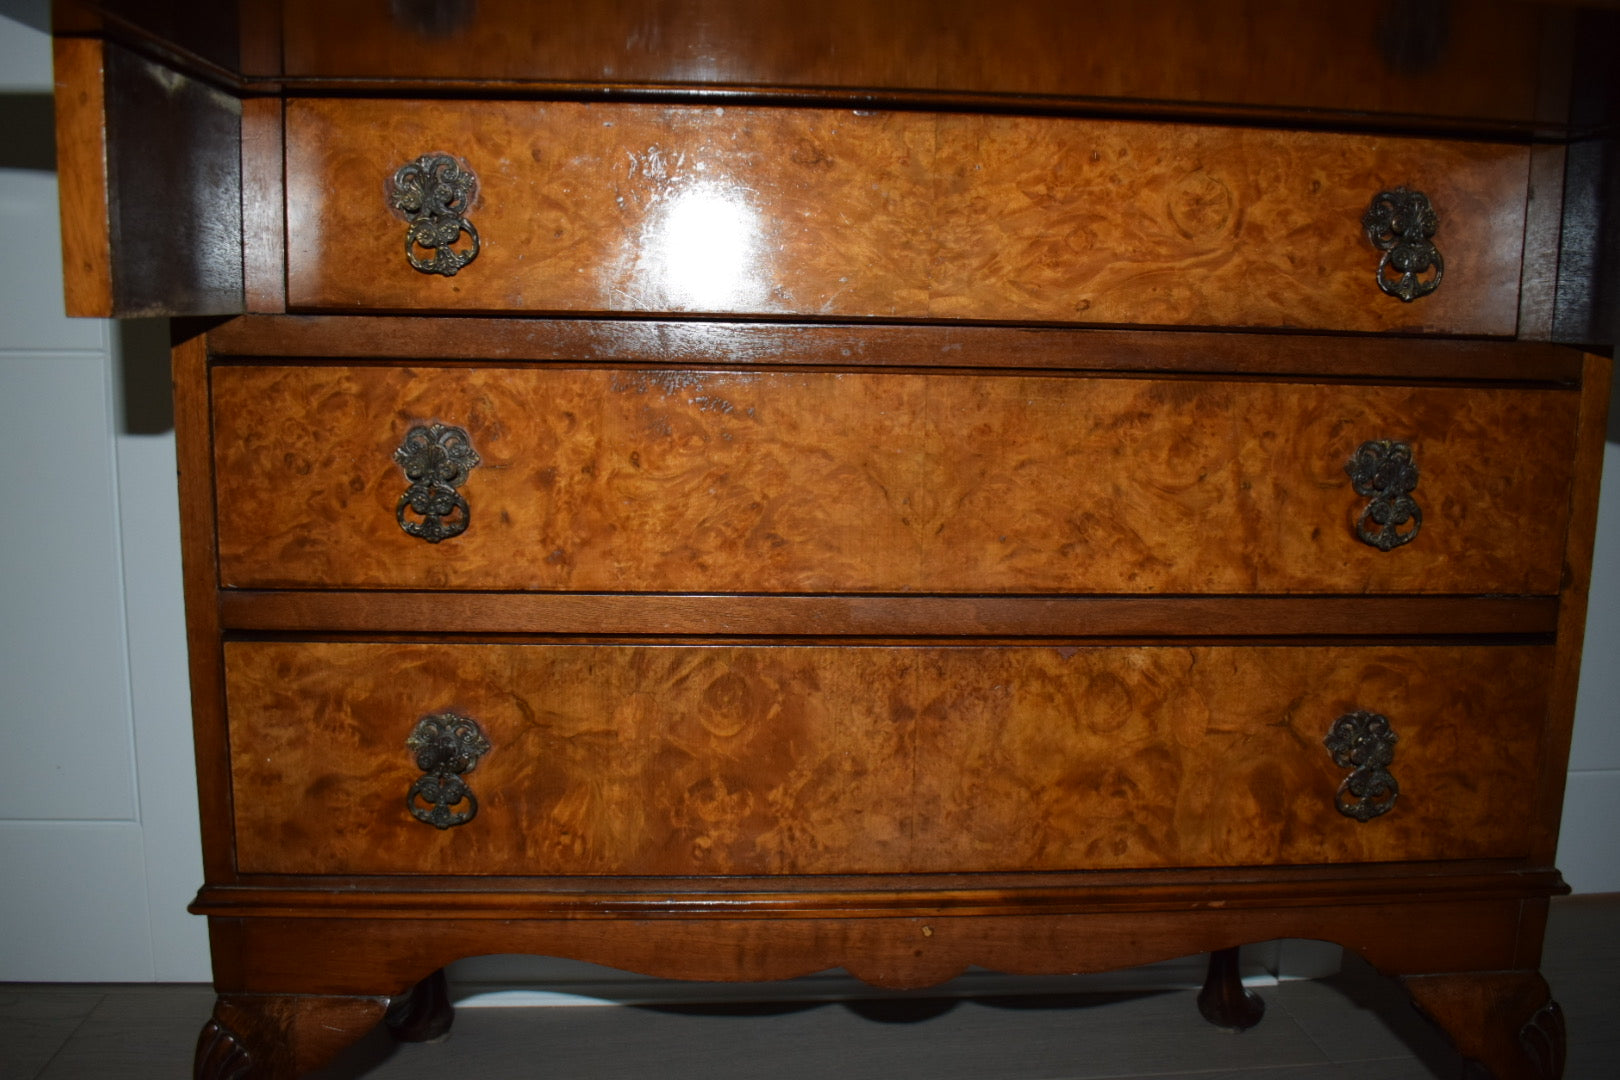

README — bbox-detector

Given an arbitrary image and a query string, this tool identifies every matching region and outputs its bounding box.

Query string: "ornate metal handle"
[1324,710,1399,822]
[1363,187,1442,301]
[395,423,479,543]
[406,713,490,829]
[388,153,480,276]
[1345,439,1421,551]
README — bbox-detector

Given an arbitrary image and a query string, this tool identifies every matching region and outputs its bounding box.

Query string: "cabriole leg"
[1402,972,1565,1080]
[384,967,455,1043]
[1197,946,1266,1030]
[194,993,388,1079]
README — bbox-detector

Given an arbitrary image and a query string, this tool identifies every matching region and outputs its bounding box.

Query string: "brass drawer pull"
[389,153,480,276]
[1345,439,1421,551]
[406,713,490,829]
[1363,186,1442,301]
[1324,710,1399,822]
[395,423,480,543]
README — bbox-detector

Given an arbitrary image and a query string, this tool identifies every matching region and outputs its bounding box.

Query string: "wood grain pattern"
[215,592,1561,638]
[52,36,113,317]
[173,330,236,880]
[193,865,1572,919]
[96,44,244,317]
[240,96,285,313]
[211,364,1579,594]
[205,897,1535,996]
[1531,352,1613,865]
[283,99,1529,333]
[1518,144,1567,342]
[203,314,1590,383]
[225,641,1552,876]
[275,0,1552,129]
[1403,972,1564,1080]
[197,993,387,1080]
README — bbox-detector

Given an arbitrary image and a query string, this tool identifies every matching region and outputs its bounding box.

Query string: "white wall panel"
[0,347,138,821]
[0,823,154,980]
[0,168,106,353]
[0,3,50,95]
[1571,436,1620,772]
[1557,770,1620,894]
[114,327,208,979]
[0,11,207,981]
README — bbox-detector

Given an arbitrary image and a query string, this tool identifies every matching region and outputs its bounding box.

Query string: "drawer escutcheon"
[388,153,481,277]
[405,713,490,829]
[1345,439,1422,551]
[1363,186,1443,302]
[1324,710,1399,822]
[394,423,480,543]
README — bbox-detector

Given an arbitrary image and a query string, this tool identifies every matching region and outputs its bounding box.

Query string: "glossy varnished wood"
[224,640,1552,876]
[240,96,285,314]
[284,99,1529,333]
[1198,947,1265,1030]
[205,315,1589,383]
[203,897,1539,995]
[210,364,1579,594]
[172,330,236,880]
[215,592,1561,638]
[193,865,1571,919]
[273,0,1558,129]
[50,2,1616,1076]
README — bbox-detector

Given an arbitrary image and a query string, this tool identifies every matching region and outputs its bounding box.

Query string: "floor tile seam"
[1264,986,1447,1069]
[26,998,105,1080]
[1012,1021,1346,1080]
[1260,986,1347,1065]
[1028,1057,1439,1080]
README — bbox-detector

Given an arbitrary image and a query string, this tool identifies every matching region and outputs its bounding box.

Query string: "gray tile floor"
[5,895,1615,1079]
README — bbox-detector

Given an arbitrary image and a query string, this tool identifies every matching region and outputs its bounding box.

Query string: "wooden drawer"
[212,365,1578,594]
[277,0,1555,132]
[227,641,1552,876]
[285,99,1527,333]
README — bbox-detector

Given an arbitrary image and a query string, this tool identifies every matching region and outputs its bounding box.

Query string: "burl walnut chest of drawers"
[52,2,1616,1076]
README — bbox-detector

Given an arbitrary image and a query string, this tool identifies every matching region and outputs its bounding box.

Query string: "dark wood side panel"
[210,364,1579,595]
[225,641,1552,877]
[240,96,285,313]
[1532,352,1613,865]
[1517,144,1566,342]
[1553,133,1620,346]
[172,329,235,879]
[284,99,1528,333]
[55,0,241,76]
[54,37,244,317]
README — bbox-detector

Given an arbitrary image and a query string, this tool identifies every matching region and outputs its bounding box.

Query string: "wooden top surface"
[65,0,1597,134]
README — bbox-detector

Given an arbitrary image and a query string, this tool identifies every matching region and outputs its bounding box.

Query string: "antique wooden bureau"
[51,2,1616,1077]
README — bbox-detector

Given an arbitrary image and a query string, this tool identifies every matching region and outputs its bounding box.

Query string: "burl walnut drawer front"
[211,365,1577,595]
[226,641,1550,876]
[284,99,1527,334]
